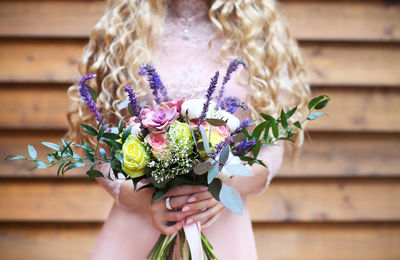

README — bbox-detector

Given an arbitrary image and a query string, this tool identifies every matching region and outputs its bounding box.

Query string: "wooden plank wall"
[0,0,399,259]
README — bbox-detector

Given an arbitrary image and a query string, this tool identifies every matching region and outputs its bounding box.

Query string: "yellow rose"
[121,135,149,178]
[206,128,225,149]
[168,121,194,157]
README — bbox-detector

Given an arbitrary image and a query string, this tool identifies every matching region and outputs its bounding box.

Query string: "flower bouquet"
[5,58,330,260]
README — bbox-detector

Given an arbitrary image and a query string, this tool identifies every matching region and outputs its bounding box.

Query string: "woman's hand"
[180,191,225,230]
[150,185,208,235]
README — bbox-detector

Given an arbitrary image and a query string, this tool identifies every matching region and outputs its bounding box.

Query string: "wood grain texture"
[254,223,400,260]
[1,86,399,131]
[1,179,399,222]
[1,40,400,86]
[2,131,399,178]
[1,1,399,41]
[1,223,399,260]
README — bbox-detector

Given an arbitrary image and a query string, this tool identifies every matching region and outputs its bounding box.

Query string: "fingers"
[164,185,208,198]
[181,198,217,213]
[184,203,225,226]
[186,191,214,203]
[169,195,190,209]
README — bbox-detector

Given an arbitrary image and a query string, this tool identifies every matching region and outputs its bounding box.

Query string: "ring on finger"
[165,197,174,211]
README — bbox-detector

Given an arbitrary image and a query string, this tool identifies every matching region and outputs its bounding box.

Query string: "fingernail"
[200,186,208,191]
[182,206,190,212]
[188,197,196,203]
[186,219,193,225]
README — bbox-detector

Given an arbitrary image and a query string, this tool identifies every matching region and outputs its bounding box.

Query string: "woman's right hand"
[150,185,208,235]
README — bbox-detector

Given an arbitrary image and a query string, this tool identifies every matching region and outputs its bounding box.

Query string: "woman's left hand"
[180,191,225,230]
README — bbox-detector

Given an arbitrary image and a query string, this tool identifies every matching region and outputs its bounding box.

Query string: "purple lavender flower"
[233,118,251,135]
[219,96,247,114]
[123,85,141,117]
[211,137,233,158]
[198,71,219,127]
[234,138,256,155]
[79,74,103,124]
[217,58,247,105]
[139,64,168,104]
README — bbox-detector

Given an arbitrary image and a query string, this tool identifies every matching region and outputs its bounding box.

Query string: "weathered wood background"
[1,0,400,259]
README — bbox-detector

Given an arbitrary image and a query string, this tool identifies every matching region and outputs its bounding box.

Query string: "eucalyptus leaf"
[219,184,243,214]
[66,162,85,171]
[209,178,222,201]
[232,133,246,143]
[115,153,125,166]
[118,99,130,111]
[41,142,60,151]
[193,161,213,175]
[81,124,98,136]
[28,145,37,160]
[207,166,220,184]
[218,145,230,164]
[224,164,253,176]
[206,118,226,126]
[307,112,327,120]
[199,126,210,154]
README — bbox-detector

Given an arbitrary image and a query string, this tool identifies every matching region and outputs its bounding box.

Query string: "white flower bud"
[181,99,217,119]
[214,110,241,133]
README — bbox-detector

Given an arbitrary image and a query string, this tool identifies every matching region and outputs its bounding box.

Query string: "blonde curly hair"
[67,0,311,161]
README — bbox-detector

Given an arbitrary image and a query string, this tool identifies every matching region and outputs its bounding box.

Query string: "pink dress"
[91,0,285,259]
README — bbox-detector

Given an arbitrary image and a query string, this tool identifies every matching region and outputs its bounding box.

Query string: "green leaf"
[224,164,253,176]
[122,125,132,143]
[252,140,262,158]
[73,143,95,152]
[271,120,279,138]
[260,113,275,122]
[242,126,251,138]
[85,150,94,163]
[66,162,85,171]
[307,112,327,120]
[207,166,220,184]
[118,117,125,133]
[307,95,327,110]
[218,145,230,164]
[80,124,98,136]
[280,108,289,130]
[103,132,121,140]
[57,162,66,177]
[87,170,104,178]
[61,139,73,156]
[209,178,222,201]
[97,126,106,141]
[32,160,48,169]
[104,139,122,150]
[28,145,37,159]
[314,98,330,110]
[206,118,226,127]
[193,161,213,175]
[99,147,107,159]
[285,106,297,119]
[85,84,98,102]
[41,142,60,151]
[252,121,267,141]
[293,121,302,130]
[97,113,107,129]
[5,155,26,162]
[199,126,210,154]
[47,154,55,164]
[115,153,124,166]
[219,184,243,214]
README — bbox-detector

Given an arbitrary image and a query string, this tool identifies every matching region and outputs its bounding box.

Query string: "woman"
[67,0,310,259]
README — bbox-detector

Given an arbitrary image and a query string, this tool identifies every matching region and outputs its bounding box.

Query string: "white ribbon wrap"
[183,222,203,260]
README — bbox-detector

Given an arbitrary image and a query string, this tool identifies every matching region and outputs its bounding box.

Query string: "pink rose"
[145,132,168,153]
[214,125,230,138]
